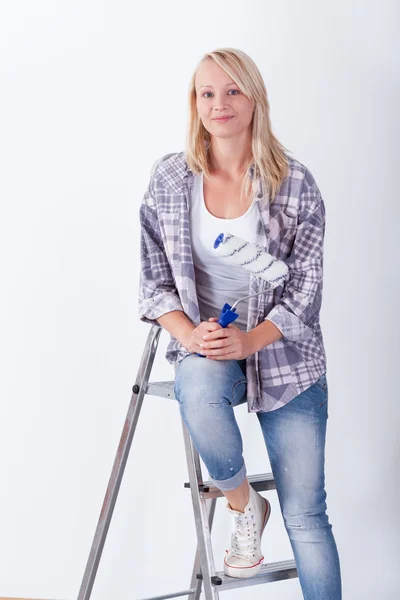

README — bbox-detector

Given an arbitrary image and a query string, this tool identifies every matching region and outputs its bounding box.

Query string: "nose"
[210,91,231,112]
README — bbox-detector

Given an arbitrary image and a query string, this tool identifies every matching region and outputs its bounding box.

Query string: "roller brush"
[196,232,289,356]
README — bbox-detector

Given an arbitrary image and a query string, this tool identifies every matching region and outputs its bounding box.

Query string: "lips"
[213,116,233,122]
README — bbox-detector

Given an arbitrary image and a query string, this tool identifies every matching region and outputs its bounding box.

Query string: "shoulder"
[285,155,320,194]
[149,151,189,193]
[284,155,324,217]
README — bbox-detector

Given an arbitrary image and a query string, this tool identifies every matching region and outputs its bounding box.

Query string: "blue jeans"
[174,354,342,600]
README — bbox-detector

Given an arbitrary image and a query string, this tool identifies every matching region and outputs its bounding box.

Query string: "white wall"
[1,1,398,598]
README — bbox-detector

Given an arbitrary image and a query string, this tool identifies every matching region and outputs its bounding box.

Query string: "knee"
[283,506,332,534]
[174,356,227,408]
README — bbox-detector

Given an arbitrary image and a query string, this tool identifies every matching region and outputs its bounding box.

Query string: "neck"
[208,131,252,178]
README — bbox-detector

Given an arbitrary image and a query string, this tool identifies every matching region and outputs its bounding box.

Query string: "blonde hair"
[185,47,292,205]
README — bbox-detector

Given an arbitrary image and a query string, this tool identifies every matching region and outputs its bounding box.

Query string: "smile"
[213,116,233,123]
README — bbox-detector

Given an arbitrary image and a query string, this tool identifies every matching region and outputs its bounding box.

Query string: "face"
[195,60,255,140]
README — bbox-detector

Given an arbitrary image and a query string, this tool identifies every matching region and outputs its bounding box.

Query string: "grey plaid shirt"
[139,151,327,412]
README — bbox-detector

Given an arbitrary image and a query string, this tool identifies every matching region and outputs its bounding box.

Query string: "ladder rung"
[146,381,176,399]
[135,559,297,598]
[137,587,196,600]
[214,559,297,591]
[185,471,277,497]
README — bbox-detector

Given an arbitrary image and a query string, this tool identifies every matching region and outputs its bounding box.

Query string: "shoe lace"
[230,509,258,557]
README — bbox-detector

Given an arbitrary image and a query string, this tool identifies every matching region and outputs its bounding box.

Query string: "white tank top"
[190,171,259,331]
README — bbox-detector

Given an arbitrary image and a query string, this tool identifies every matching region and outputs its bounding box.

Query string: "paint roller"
[196,231,289,356]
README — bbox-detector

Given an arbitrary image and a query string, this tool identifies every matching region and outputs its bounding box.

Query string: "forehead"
[195,60,235,88]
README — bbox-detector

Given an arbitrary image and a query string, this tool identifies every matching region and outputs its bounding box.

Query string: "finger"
[207,352,239,361]
[205,322,223,332]
[202,344,235,356]
[201,338,229,350]
[208,317,219,322]
[202,329,230,341]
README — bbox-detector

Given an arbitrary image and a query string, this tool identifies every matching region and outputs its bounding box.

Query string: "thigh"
[173,355,248,482]
[256,374,329,525]
[174,355,247,408]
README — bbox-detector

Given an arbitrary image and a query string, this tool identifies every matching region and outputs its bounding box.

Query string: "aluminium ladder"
[77,325,298,600]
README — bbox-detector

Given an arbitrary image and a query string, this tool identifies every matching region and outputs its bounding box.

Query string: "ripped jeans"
[174,354,342,600]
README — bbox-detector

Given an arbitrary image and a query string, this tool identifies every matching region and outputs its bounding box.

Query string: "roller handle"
[196,303,239,357]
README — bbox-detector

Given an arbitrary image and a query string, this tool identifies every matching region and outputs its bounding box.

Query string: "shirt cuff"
[139,291,184,327]
[265,304,313,342]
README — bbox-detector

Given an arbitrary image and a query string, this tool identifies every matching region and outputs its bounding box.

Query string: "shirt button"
[257,193,263,198]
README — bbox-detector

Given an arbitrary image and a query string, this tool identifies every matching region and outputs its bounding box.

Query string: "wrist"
[180,326,196,350]
[246,329,260,355]
[247,320,283,353]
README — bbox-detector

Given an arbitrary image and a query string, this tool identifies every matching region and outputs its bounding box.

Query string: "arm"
[247,319,283,354]
[263,187,326,343]
[138,173,185,328]
[156,310,196,350]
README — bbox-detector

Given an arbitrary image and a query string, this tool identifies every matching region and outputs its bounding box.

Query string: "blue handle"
[196,303,239,357]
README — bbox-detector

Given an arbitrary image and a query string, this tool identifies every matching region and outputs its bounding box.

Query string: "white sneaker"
[223,485,271,578]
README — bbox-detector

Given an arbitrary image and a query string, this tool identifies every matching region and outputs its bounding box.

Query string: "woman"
[139,48,342,598]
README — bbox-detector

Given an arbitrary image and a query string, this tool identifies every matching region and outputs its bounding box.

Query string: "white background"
[0,1,398,598]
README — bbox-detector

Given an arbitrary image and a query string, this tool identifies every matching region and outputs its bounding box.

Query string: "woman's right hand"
[184,317,222,354]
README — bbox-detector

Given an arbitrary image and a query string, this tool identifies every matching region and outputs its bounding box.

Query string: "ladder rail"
[187,498,217,600]
[77,325,162,600]
[181,421,220,599]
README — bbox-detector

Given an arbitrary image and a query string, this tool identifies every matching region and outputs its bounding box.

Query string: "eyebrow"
[199,82,236,88]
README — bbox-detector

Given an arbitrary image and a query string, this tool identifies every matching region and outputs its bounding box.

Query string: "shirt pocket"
[279,199,299,256]
[282,196,299,224]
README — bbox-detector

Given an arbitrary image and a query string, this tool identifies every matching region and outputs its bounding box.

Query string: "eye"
[202,89,240,98]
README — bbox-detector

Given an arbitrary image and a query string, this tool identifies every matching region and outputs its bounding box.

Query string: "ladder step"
[134,560,297,599]
[213,559,297,591]
[146,381,176,399]
[184,471,277,496]
[137,588,196,600]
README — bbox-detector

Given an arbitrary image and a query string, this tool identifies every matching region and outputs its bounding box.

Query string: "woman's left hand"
[199,318,255,360]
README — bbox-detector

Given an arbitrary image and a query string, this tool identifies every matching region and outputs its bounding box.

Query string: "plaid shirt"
[139,151,327,412]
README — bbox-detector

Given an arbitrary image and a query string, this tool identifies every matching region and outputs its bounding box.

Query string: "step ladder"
[77,325,298,600]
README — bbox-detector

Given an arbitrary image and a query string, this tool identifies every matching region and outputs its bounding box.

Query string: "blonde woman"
[139,48,342,598]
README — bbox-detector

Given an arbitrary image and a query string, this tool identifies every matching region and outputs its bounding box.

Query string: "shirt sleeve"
[138,171,184,327]
[264,187,325,342]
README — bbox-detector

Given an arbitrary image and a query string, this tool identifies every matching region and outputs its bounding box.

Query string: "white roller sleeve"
[213,232,288,288]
